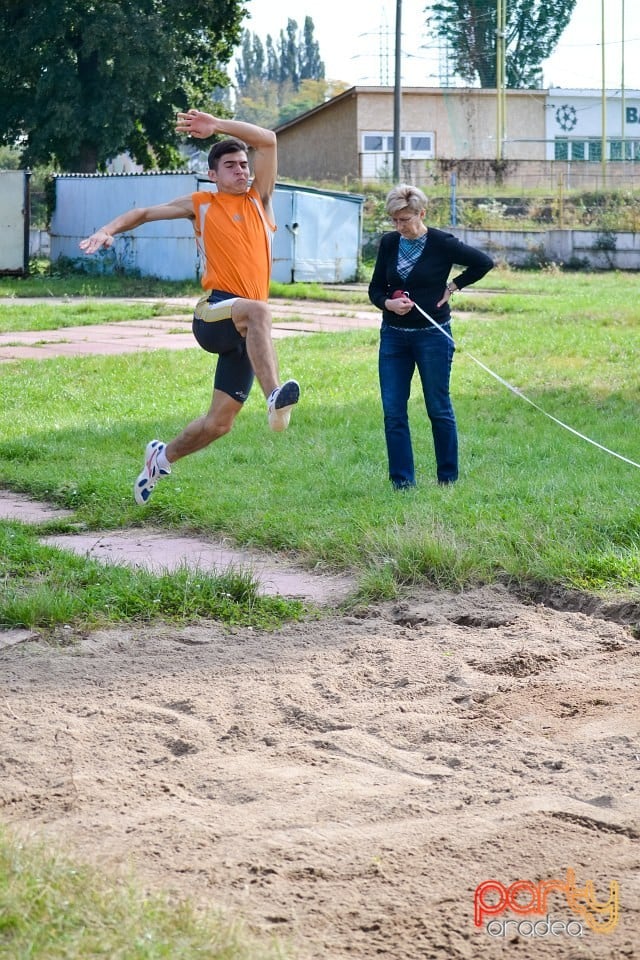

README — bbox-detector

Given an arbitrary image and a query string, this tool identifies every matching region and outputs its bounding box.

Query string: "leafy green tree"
[234,17,328,127]
[277,79,332,125]
[279,19,301,89]
[235,16,325,96]
[266,35,280,84]
[0,144,21,169]
[0,0,245,172]
[300,16,324,81]
[234,79,289,130]
[234,78,348,130]
[427,0,577,88]
[235,31,266,91]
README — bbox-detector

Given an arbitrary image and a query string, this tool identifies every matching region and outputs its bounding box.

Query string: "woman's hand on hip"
[436,284,455,308]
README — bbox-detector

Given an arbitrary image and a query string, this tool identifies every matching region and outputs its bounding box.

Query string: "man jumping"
[80,110,299,504]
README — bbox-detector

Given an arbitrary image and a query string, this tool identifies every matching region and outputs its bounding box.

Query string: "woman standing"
[368,184,494,489]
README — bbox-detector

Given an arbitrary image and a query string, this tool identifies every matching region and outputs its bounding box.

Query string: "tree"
[300,16,324,82]
[0,0,245,172]
[235,30,266,91]
[279,19,301,89]
[277,79,331,125]
[234,17,329,128]
[426,0,577,88]
[266,35,280,84]
[233,79,289,130]
[235,17,325,97]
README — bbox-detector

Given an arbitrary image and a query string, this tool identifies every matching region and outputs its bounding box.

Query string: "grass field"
[1,267,639,629]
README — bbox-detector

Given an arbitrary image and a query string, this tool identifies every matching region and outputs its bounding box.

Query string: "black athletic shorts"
[192,290,254,404]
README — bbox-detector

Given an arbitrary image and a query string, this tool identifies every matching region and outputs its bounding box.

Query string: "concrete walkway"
[0,296,381,362]
[0,490,358,607]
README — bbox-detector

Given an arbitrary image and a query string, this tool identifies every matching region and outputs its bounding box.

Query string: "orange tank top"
[192,187,275,300]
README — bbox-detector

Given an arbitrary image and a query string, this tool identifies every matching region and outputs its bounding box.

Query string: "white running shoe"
[134,440,170,505]
[267,380,300,432]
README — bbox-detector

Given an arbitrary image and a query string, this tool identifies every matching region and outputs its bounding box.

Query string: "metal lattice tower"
[378,11,391,85]
[437,37,454,87]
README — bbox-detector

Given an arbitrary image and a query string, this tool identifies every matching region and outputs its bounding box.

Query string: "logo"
[474,868,619,938]
[555,104,578,132]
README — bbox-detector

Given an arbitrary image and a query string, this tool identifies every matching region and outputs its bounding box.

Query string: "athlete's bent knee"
[235,300,271,335]
[206,418,234,441]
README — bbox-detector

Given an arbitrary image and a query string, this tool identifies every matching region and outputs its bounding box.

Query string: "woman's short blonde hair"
[385,184,428,217]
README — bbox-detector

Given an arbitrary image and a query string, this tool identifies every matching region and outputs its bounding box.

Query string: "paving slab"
[0,492,356,606]
[0,490,75,522]
[0,298,380,363]
[41,531,357,605]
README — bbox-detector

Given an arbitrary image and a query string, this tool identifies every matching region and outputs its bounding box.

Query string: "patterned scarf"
[397,233,427,279]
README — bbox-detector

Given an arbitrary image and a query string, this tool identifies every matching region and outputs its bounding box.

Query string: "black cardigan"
[368,226,494,328]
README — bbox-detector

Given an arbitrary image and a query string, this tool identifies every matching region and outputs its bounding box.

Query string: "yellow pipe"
[601,0,606,183]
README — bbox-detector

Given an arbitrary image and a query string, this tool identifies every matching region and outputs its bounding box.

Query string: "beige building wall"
[354,87,546,160]
[275,92,359,182]
[354,89,397,132]
[276,86,637,188]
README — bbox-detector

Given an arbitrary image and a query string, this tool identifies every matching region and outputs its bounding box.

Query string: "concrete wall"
[355,87,547,161]
[276,86,640,188]
[277,87,545,181]
[451,228,640,270]
[431,158,640,191]
[276,87,548,183]
[35,222,640,273]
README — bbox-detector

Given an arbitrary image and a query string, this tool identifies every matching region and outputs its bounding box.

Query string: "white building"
[546,88,640,161]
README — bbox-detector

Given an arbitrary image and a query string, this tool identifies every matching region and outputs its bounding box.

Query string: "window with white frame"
[362,131,434,159]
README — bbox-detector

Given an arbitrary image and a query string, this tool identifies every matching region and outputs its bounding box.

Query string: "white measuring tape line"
[409,297,640,471]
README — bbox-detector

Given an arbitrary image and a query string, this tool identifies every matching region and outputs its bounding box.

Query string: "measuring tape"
[393,291,640,471]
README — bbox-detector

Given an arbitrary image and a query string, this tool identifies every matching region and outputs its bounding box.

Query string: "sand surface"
[2,583,638,959]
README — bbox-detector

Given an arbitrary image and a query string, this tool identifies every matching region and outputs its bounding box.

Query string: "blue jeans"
[379,322,458,487]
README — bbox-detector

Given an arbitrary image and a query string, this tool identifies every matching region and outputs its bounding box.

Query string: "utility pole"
[393,0,402,181]
[621,0,626,159]
[496,0,506,161]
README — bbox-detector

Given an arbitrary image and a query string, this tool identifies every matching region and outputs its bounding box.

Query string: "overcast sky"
[236,0,640,91]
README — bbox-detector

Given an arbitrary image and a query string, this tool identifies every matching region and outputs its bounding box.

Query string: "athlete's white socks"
[157,446,172,473]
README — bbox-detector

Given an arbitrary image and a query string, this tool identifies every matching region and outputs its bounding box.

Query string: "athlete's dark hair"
[208,138,248,171]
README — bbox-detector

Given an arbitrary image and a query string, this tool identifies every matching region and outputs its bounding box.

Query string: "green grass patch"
[1,268,639,621]
[269,280,365,303]
[0,523,304,630]
[0,826,287,960]
[0,269,364,305]
[0,265,201,300]
[0,300,192,334]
